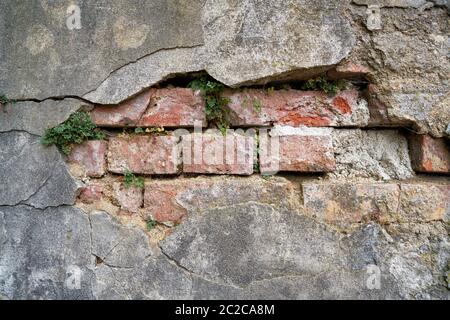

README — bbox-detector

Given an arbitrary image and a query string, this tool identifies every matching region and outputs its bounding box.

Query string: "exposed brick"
[143,182,187,224]
[107,135,181,175]
[224,89,368,127]
[91,88,205,128]
[137,88,206,127]
[408,134,450,174]
[303,181,450,227]
[143,176,297,224]
[182,131,254,175]
[327,61,370,79]
[302,182,400,226]
[78,183,104,204]
[399,183,450,222]
[365,84,392,127]
[68,140,107,177]
[260,126,335,174]
[113,182,143,213]
[91,89,154,127]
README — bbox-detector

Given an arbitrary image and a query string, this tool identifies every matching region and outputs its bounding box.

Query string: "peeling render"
[0,0,449,300]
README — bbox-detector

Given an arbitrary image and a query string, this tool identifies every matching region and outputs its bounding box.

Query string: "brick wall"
[68,85,450,228]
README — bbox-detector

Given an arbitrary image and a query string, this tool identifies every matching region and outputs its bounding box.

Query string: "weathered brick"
[107,135,181,175]
[68,140,107,177]
[398,183,450,222]
[143,182,187,224]
[224,89,368,127]
[327,61,370,79]
[137,88,206,127]
[302,182,400,226]
[365,84,393,127]
[260,126,335,174]
[303,181,450,227]
[78,183,104,204]
[113,182,143,213]
[408,134,450,173]
[182,131,254,175]
[143,176,297,224]
[91,88,205,128]
[91,89,154,127]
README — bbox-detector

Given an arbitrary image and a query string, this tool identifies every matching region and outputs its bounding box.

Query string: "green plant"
[123,170,144,189]
[300,75,345,94]
[252,99,262,113]
[0,94,12,105]
[188,77,230,135]
[41,111,104,154]
[145,219,157,231]
[134,127,145,134]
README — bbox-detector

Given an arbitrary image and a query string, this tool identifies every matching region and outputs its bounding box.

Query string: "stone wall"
[0,0,449,300]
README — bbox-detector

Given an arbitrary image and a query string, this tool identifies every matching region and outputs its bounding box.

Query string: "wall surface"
[0,0,449,300]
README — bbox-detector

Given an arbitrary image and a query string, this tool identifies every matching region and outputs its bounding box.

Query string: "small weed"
[134,127,145,134]
[300,75,345,94]
[252,99,262,113]
[123,170,145,189]
[0,94,10,105]
[188,77,230,135]
[0,94,15,104]
[41,111,104,154]
[145,219,157,231]
[145,126,166,135]
[266,87,275,96]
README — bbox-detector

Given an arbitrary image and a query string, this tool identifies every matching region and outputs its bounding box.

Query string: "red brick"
[365,84,392,126]
[113,182,143,213]
[107,135,181,175]
[78,183,104,204]
[260,126,335,174]
[137,88,206,127]
[91,88,205,128]
[224,89,368,127]
[182,131,254,175]
[68,140,107,177]
[91,89,154,127]
[143,183,187,224]
[408,134,450,174]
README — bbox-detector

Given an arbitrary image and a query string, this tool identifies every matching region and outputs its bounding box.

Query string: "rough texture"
[303,180,450,228]
[137,88,206,127]
[408,135,450,173]
[83,0,356,104]
[0,132,77,208]
[91,88,206,128]
[225,89,369,127]
[0,0,204,100]
[0,99,85,136]
[143,176,299,224]
[107,135,181,175]
[330,129,414,180]
[1,0,450,301]
[260,126,335,174]
[90,89,154,127]
[349,6,450,137]
[182,131,254,175]
[68,140,107,177]
[0,205,94,299]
